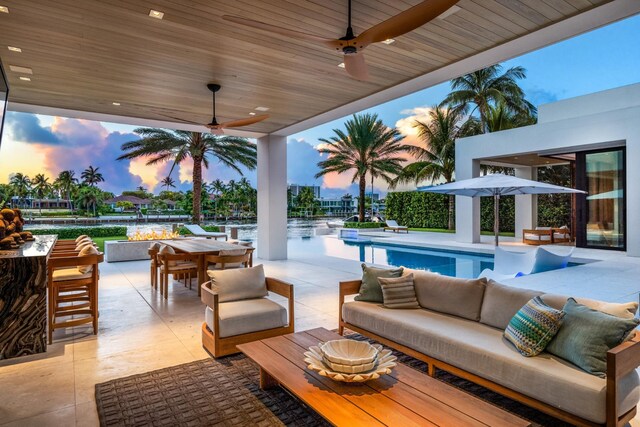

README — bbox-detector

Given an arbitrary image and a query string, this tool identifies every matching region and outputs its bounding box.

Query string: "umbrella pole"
[494,194,500,246]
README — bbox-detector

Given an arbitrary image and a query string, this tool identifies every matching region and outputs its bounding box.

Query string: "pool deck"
[0,231,639,425]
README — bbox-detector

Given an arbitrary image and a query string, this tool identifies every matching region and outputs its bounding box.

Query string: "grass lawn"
[409,228,515,237]
[93,236,128,252]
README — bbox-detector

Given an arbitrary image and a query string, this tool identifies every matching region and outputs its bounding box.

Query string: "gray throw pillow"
[546,298,640,377]
[354,264,403,303]
[379,274,420,309]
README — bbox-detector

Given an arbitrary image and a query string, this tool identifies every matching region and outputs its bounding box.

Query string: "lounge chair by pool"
[384,219,409,233]
[479,246,574,280]
[183,224,227,240]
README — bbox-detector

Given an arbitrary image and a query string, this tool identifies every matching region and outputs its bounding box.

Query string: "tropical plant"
[32,173,53,213]
[118,129,257,224]
[115,200,135,211]
[74,185,105,217]
[81,165,105,187]
[160,176,176,191]
[9,173,31,208]
[316,113,408,222]
[441,64,536,133]
[53,170,78,212]
[391,107,473,229]
[295,186,320,216]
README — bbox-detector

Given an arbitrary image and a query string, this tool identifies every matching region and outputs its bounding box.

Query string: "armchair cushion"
[205,298,287,338]
[207,264,267,303]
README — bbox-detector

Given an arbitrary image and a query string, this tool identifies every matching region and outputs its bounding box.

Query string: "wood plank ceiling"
[0,0,611,134]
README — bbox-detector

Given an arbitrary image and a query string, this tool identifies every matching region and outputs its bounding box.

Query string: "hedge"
[28,226,128,239]
[344,222,386,229]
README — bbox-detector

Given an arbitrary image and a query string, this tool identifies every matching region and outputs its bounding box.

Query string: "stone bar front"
[0,235,57,359]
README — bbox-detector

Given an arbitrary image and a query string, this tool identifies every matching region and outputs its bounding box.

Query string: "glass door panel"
[585,150,625,249]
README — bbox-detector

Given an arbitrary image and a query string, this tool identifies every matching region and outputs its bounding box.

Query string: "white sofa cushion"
[524,233,551,241]
[480,280,543,329]
[342,301,639,424]
[407,269,487,321]
[205,298,287,338]
[207,264,268,303]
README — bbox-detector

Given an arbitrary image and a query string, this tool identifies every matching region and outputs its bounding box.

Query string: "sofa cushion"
[480,280,543,329]
[408,269,486,321]
[504,296,565,357]
[342,301,639,424]
[379,274,420,309]
[205,298,287,338]
[541,294,638,319]
[354,264,403,303]
[207,264,268,303]
[546,298,640,377]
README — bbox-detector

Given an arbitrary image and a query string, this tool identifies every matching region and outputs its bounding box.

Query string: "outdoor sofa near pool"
[339,270,640,427]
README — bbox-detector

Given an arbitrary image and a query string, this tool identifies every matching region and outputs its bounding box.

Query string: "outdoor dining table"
[157,238,254,296]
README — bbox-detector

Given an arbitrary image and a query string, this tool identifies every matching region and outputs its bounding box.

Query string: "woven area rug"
[96,333,570,427]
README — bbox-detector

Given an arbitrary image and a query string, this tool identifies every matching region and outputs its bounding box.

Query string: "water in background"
[25,218,329,241]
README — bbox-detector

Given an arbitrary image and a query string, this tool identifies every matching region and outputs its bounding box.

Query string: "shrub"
[178,225,220,235]
[344,222,386,229]
[28,226,128,239]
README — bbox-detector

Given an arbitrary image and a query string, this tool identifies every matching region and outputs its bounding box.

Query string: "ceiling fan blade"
[356,0,459,46]
[218,114,270,129]
[223,15,340,49]
[343,53,369,81]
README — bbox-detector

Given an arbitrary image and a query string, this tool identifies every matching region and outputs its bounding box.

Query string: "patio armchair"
[522,227,553,245]
[383,219,409,233]
[552,225,572,243]
[47,245,104,343]
[183,224,227,240]
[201,265,294,357]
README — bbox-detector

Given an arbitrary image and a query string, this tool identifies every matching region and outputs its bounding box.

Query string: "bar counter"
[0,234,57,359]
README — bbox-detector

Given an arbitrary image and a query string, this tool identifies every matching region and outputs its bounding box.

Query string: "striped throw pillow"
[378,274,420,309]
[504,296,565,357]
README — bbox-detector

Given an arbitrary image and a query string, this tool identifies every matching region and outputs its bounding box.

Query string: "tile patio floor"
[1,233,639,426]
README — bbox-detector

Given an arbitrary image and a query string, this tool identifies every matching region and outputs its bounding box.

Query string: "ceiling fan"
[156,83,269,134]
[223,0,459,81]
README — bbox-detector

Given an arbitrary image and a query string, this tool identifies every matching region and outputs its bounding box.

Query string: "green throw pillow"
[504,296,565,357]
[354,264,403,303]
[546,298,640,377]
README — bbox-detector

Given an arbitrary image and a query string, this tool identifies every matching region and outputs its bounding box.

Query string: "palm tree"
[118,130,257,224]
[391,107,473,230]
[316,113,408,222]
[81,166,105,187]
[32,173,53,214]
[160,176,176,191]
[9,173,31,208]
[211,179,226,219]
[441,64,536,133]
[53,170,78,212]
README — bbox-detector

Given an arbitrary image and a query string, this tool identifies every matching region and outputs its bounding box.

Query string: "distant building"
[10,196,72,210]
[104,195,153,211]
[319,195,357,217]
[288,184,320,198]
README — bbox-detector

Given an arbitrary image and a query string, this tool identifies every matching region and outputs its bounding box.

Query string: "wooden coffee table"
[237,327,531,427]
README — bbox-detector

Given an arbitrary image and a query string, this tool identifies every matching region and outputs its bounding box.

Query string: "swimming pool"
[289,237,494,279]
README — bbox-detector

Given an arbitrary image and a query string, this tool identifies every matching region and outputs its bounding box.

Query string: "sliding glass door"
[577,148,625,250]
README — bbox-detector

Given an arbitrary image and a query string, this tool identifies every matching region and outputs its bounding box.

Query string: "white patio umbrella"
[418,174,586,246]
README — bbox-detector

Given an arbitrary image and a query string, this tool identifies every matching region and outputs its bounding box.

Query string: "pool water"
[289,237,494,279]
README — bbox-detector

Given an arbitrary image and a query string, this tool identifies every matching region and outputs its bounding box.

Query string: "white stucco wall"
[455,83,640,256]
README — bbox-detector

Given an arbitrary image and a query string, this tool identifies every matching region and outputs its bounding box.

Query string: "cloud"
[287,139,324,186]
[526,87,559,106]
[6,112,61,144]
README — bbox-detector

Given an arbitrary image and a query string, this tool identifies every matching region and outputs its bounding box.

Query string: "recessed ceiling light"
[0,6,8,13]
[437,5,461,20]
[381,38,395,45]
[249,112,256,116]
[9,65,33,74]
[19,77,31,81]
[338,62,345,68]
[149,9,164,19]
[255,106,269,111]
[112,102,121,106]
[8,46,22,53]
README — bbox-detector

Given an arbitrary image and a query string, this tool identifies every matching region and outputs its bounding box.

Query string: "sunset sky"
[1,14,639,198]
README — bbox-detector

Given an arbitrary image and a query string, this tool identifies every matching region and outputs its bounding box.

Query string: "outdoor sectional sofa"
[339,270,640,427]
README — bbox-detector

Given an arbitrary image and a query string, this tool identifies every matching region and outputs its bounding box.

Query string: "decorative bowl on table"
[319,339,379,365]
[304,340,397,383]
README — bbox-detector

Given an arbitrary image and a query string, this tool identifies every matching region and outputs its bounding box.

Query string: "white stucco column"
[257,134,288,260]
[456,160,481,243]
[626,135,640,257]
[514,167,537,242]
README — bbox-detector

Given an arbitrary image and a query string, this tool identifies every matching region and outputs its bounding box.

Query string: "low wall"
[105,240,153,262]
